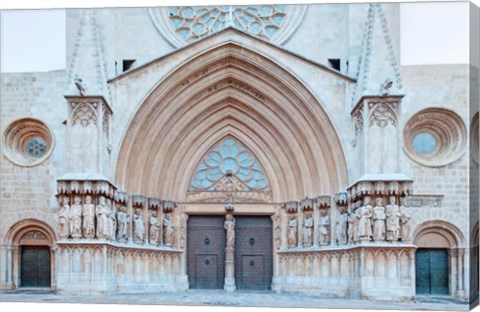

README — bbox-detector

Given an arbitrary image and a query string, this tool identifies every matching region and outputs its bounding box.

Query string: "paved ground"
[0,290,472,311]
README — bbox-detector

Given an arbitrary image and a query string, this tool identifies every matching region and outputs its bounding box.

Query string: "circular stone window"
[2,118,54,167]
[403,108,467,167]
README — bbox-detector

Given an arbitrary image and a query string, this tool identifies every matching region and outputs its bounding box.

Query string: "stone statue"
[318,210,330,245]
[82,195,96,239]
[116,206,129,242]
[163,213,174,247]
[133,208,145,244]
[106,199,116,240]
[287,215,297,248]
[336,207,348,245]
[58,197,70,239]
[96,196,110,240]
[400,207,412,242]
[149,212,160,245]
[224,214,235,248]
[358,196,373,241]
[303,212,314,247]
[69,196,83,239]
[386,196,401,241]
[373,197,386,241]
[348,202,361,243]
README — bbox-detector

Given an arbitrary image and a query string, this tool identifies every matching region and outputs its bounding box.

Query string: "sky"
[0,1,473,73]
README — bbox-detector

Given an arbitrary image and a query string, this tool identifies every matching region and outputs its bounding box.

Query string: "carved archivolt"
[403,108,467,167]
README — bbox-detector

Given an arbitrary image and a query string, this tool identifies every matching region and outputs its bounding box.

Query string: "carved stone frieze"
[57,179,116,198]
[402,195,443,208]
[348,179,413,200]
[186,191,272,204]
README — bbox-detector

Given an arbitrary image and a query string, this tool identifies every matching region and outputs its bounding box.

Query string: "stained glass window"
[25,137,47,158]
[168,5,286,42]
[412,132,437,154]
[189,138,270,192]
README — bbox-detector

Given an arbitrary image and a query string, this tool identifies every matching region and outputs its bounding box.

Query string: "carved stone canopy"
[335,192,348,205]
[148,197,161,209]
[300,197,314,210]
[284,201,298,213]
[115,190,129,204]
[163,200,176,212]
[347,174,413,201]
[132,195,145,207]
[57,175,116,199]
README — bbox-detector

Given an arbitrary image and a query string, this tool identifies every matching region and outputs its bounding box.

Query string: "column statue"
[106,199,116,240]
[58,197,70,239]
[69,196,83,239]
[287,215,297,248]
[303,212,314,247]
[224,214,236,248]
[372,197,386,241]
[318,210,330,245]
[386,196,401,241]
[358,196,373,241]
[82,195,96,239]
[149,212,160,245]
[133,208,145,244]
[116,206,130,242]
[96,196,109,239]
[336,207,348,245]
[163,213,174,247]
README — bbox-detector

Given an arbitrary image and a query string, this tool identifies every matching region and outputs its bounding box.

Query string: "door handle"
[250,260,255,266]
[205,259,210,265]
[249,238,255,245]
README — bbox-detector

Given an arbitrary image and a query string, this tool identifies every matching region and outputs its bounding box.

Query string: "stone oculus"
[0,2,478,306]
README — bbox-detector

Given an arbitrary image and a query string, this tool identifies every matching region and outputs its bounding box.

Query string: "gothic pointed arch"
[114,41,349,202]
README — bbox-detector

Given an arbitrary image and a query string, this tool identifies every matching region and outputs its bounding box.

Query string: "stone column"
[456,248,465,297]
[224,201,235,292]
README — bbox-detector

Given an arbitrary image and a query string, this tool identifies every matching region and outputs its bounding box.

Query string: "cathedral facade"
[0,2,478,306]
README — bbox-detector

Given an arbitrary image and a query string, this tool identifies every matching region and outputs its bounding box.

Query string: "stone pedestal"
[224,247,236,292]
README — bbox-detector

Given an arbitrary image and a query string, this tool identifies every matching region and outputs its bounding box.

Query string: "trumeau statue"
[82,195,96,239]
[163,213,174,247]
[149,212,160,245]
[373,197,386,241]
[96,196,110,240]
[336,207,348,245]
[116,206,129,242]
[287,215,297,248]
[358,196,373,241]
[303,212,314,247]
[318,210,330,246]
[58,197,70,239]
[386,196,401,241]
[70,196,83,239]
[224,214,235,248]
[133,208,145,244]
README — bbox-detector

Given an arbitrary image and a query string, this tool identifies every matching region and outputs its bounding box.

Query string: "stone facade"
[0,2,478,307]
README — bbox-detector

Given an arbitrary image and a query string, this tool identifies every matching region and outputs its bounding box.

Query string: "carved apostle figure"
[303,212,314,247]
[318,210,330,245]
[287,215,298,248]
[69,196,83,239]
[116,206,129,242]
[358,196,373,241]
[163,213,174,247]
[106,199,116,240]
[372,197,386,241]
[400,207,412,242]
[82,195,96,239]
[58,197,70,239]
[386,196,401,241]
[224,214,235,248]
[149,212,160,245]
[336,207,348,245]
[96,196,110,240]
[133,208,145,244]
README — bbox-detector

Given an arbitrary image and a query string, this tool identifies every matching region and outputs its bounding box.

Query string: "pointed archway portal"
[115,41,349,202]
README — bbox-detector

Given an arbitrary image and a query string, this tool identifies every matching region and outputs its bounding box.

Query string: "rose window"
[189,138,270,192]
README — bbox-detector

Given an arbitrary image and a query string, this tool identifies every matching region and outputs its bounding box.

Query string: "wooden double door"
[20,246,51,288]
[415,248,449,295]
[187,215,272,290]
